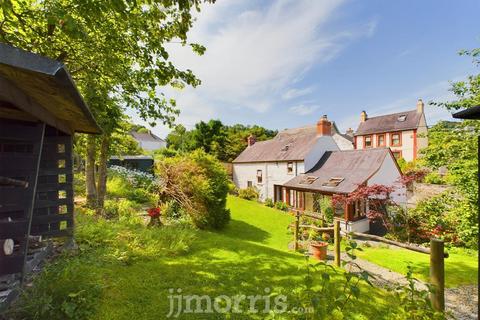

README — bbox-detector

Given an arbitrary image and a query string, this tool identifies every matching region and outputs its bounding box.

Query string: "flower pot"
[310,241,328,260]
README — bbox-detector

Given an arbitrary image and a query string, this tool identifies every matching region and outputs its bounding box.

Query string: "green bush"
[106,174,156,205]
[103,199,140,220]
[320,197,334,224]
[274,201,288,211]
[73,173,86,196]
[238,187,259,200]
[423,172,446,185]
[264,197,274,207]
[227,181,239,195]
[7,258,103,320]
[156,150,231,229]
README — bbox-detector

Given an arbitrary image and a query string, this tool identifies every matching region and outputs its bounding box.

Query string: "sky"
[128,0,480,138]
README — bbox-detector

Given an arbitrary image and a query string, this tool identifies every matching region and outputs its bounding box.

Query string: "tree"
[1,0,212,209]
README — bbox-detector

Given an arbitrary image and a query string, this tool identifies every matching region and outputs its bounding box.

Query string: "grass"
[353,243,478,288]
[11,196,443,319]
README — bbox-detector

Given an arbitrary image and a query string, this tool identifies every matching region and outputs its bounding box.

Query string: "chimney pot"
[247,134,256,147]
[417,98,424,114]
[317,115,332,136]
[360,111,367,122]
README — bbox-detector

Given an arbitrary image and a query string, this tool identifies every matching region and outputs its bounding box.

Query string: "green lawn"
[353,243,478,288]
[12,197,430,319]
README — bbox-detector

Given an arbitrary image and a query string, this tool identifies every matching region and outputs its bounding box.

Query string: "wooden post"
[430,238,445,312]
[334,220,341,267]
[294,211,300,251]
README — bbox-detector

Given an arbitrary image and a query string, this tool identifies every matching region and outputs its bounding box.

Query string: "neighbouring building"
[130,131,166,151]
[353,99,428,162]
[232,115,351,201]
[108,155,154,174]
[282,148,406,233]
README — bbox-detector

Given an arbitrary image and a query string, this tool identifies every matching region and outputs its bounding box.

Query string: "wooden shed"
[0,44,100,305]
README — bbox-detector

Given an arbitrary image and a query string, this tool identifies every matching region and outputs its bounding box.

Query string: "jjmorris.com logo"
[167,288,312,317]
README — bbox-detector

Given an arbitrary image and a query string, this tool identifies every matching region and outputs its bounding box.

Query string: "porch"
[274,184,370,233]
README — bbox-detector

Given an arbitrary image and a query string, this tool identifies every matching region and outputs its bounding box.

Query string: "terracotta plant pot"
[310,241,328,260]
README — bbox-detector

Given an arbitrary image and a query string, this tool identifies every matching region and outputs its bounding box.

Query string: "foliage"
[73,172,86,196]
[106,167,157,205]
[320,196,334,224]
[274,201,289,211]
[386,266,445,320]
[103,199,140,221]
[238,186,260,201]
[410,191,478,248]
[166,120,277,161]
[155,150,230,229]
[264,197,274,207]
[423,172,446,185]
[8,257,103,320]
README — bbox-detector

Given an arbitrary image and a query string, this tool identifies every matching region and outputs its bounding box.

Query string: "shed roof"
[283,148,390,194]
[452,105,480,119]
[354,110,422,136]
[0,43,100,134]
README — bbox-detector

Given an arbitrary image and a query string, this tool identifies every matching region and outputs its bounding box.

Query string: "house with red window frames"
[353,99,428,162]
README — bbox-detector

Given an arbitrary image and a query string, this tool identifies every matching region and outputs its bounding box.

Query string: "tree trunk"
[96,134,110,213]
[85,135,97,208]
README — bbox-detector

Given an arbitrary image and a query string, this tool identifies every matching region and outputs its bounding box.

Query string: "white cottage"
[232,116,348,201]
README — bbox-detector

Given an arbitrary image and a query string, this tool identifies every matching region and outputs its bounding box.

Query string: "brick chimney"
[317,115,332,136]
[416,98,424,114]
[247,134,256,147]
[360,110,367,122]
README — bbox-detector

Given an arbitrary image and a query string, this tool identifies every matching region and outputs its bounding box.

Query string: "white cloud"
[282,87,314,100]
[145,0,377,137]
[288,104,319,116]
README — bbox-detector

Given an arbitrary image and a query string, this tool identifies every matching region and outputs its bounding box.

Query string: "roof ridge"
[365,109,417,120]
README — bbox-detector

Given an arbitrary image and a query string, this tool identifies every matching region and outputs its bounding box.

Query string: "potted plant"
[309,230,329,260]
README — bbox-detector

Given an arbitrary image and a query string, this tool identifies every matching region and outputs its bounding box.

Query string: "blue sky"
[129,0,480,138]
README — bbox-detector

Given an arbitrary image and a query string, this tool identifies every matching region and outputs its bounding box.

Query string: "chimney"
[317,115,332,136]
[360,110,367,122]
[416,98,424,114]
[247,134,256,147]
[346,128,354,136]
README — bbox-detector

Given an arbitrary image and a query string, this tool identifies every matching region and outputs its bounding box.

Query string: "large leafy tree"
[0,0,212,208]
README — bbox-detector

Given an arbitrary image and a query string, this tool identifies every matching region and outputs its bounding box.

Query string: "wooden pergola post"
[334,220,341,267]
[430,238,445,312]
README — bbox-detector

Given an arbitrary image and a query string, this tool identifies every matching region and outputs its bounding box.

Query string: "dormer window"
[322,177,344,187]
[397,115,407,122]
[300,176,318,185]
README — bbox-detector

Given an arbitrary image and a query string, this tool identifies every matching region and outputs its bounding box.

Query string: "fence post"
[294,211,300,251]
[334,220,341,267]
[430,238,445,312]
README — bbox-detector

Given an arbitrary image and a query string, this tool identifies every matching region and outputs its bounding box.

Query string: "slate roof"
[354,110,422,136]
[131,131,165,143]
[233,122,353,163]
[0,43,100,134]
[283,148,391,194]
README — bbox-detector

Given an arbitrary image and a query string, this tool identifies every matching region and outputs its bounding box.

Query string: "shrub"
[155,150,231,229]
[103,199,140,220]
[264,197,274,207]
[238,187,259,200]
[274,201,288,211]
[423,172,446,185]
[73,172,86,196]
[106,168,157,205]
[227,181,239,195]
[320,196,334,224]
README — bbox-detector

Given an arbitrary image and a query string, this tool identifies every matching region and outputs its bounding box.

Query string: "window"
[391,132,401,146]
[353,199,367,219]
[377,134,385,147]
[300,176,318,185]
[247,181,253,187]
[397,115,407,122]
[257,170,263,184]
[287,162,294,174]
[364,135,373,148]
[392,151,402,160]
[322,177,344,187]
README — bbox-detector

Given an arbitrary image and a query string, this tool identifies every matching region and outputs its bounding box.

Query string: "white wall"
[233,161,304,200]
[368,153,407,205]
[304,136,339,172]
[139,140,166,151]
